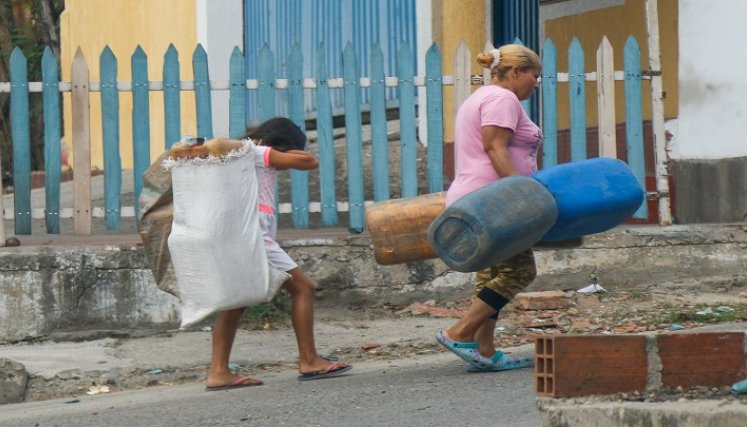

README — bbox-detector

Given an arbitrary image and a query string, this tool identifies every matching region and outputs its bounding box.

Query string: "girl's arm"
[482,125,519,177]
[267,149,319,171]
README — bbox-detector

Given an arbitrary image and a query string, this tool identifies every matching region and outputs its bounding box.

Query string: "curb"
[537,398,747,427]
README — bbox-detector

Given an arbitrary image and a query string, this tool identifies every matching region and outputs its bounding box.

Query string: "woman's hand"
[482,125,519,178]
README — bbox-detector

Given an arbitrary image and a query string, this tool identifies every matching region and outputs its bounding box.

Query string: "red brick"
[657,332,746,389]
[513,291,571,310]
[535,335,648,398]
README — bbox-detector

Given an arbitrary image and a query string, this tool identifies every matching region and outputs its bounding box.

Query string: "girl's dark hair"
[245,117,307,151]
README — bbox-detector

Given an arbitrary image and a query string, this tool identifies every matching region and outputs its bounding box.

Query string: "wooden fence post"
[370,43,390,202]
[342,42,365,233]
[71,47,92,235]
[568,37,587,162]
[257,43,276,123]
[425,42,444,193]
[398,42,417,198]
[315,43,338,226]
[541,38,558,168]
[644,0,672,226]
[596,36,616,158]
[287,43,309,228]
[100,46,122,230]
[131,45,151,219]
[454,42,470,114]
[228,46,246,139]
[163,44,181,148]
[42,47,62,234]
[192,44,213,138]
[624,36,648,219]
[10,48,31,235]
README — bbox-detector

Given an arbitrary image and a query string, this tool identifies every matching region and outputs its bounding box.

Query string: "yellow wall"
[434,0,488,143]
[60,0,198,170]
[544,0,678,128]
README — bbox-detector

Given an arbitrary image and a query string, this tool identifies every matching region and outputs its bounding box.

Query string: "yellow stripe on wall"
[60,0,199,170]
[544,0,678,129]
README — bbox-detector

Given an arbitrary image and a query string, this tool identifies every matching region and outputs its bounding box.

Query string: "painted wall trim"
[540,0,625,21]
[539,0,625,43]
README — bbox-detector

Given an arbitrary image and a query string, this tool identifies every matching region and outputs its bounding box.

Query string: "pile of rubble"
[393,288,747,350]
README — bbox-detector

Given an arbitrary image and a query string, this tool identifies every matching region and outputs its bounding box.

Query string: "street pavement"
[0,352,540,427]
[4,315,747,427]
[0,304,542,426]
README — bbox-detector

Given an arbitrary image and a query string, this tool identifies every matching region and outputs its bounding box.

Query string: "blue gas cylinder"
[531,157,644,242]
[427,176,558,272]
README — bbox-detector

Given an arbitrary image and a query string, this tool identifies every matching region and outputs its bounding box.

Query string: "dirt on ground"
[237,286,747,404]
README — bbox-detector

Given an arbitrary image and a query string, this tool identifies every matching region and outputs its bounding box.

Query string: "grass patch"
[240,290,293,330]
[596,296,747,328]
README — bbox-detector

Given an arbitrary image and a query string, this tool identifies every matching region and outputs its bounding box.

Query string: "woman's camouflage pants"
[473,249,536,301]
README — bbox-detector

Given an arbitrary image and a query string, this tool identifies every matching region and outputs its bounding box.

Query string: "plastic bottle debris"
[577,283,607,294]
[717,306,734,313]
[670,324,685,331]
[146,369,163,375]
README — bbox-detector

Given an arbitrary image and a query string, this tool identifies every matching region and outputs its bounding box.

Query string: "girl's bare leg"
[283,268,349,373]
[206,307,262,387]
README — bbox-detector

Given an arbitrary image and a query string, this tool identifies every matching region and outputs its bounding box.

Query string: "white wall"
[673,0,747,159]
[196,0,243,138]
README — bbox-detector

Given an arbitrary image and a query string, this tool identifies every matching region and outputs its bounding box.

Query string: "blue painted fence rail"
[0,36,654,236]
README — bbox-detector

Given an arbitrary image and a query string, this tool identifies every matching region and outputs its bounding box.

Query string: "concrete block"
[0,358,27,404]
[0,247,180,342]
[657,332,746,389]
[513,291,571,310]
[535,335,648,398]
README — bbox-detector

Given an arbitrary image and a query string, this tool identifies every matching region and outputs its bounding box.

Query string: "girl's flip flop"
[205,376,263,391]
[297,363,353,381]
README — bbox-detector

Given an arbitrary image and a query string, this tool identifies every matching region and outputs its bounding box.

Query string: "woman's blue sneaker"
[435,331,483,368]
[467,351,535,372]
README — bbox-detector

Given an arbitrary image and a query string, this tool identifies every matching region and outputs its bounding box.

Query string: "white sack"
[166,144,288,328]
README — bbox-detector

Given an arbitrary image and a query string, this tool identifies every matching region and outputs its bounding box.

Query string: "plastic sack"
[138,151,180,297]
[166,143,288,328]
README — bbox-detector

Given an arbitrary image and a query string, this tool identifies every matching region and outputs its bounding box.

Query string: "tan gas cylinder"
[365,192,445,265]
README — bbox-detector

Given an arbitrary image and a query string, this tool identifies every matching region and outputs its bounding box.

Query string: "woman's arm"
[482,125,519,177]
[267,149,319,171]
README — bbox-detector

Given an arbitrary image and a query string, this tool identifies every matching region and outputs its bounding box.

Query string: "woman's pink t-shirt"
[445,85,543,206]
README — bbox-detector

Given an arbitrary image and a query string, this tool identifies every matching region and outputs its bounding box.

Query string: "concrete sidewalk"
[1,308,457,402]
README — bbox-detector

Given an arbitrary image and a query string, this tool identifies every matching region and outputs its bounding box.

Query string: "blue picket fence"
[1,35,655,236]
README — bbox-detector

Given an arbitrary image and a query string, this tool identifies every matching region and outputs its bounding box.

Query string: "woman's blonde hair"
[477,44,540,81]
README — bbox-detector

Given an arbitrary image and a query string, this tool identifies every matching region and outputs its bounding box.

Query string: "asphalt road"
[0,354,540,427]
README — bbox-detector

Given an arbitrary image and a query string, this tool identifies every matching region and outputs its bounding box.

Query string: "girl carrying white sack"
[167,118,351,391]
